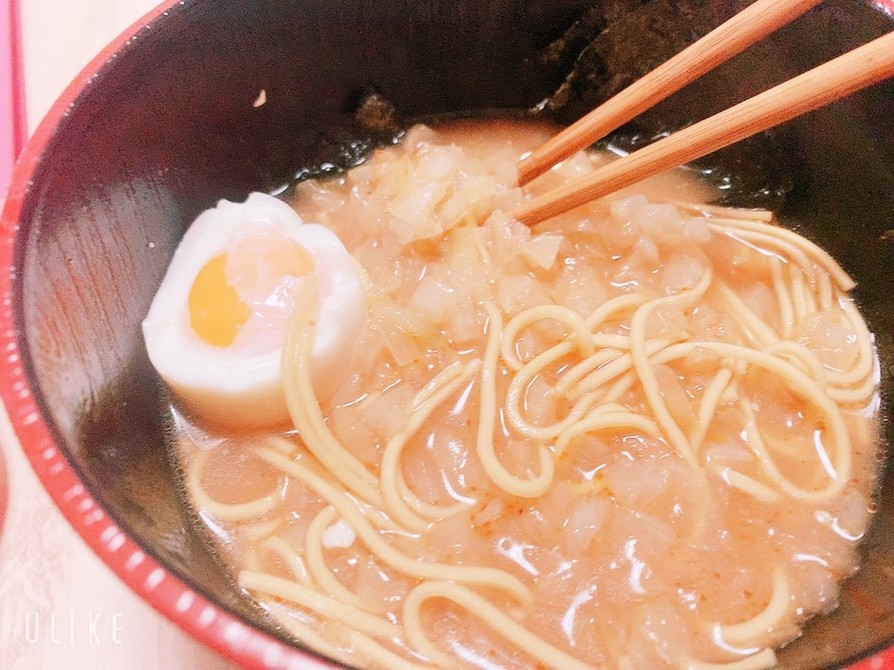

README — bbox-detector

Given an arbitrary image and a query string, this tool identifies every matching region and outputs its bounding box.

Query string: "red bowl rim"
[2,1,894,669]
[0,2,341,668]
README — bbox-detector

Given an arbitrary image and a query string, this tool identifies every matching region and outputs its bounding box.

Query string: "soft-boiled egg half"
[142,192,366,428]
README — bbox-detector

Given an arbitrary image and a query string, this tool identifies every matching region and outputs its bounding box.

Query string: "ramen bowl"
[2,1,893,668]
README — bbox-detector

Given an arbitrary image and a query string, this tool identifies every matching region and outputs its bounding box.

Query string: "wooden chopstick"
[517,0,824,186]
[513,30,894,227]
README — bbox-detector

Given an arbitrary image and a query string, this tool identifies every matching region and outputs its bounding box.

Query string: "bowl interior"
[8,0,894,667]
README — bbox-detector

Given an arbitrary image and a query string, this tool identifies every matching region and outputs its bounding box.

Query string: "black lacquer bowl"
[1,1,893,668]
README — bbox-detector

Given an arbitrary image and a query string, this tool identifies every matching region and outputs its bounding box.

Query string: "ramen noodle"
[150,119,881,670]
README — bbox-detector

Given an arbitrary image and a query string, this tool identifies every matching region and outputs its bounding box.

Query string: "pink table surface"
[0,0,25,196]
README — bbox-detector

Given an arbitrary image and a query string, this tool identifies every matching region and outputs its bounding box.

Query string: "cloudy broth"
[171,119,880,670]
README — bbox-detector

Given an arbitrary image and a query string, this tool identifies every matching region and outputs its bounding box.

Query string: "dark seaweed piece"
[544,0,750,122]
[600,123,795,211]
[537,0,646,72]
[539,0,893,211]
[694,133,796,209]
[540,0,807,209]
[276,89,406,198]
[353,89,403,138]
[288,135,376,185]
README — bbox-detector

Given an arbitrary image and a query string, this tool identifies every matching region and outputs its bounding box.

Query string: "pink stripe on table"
[1,0,25,198]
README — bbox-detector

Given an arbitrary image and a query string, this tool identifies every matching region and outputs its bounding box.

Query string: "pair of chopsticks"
[513,0,894,227]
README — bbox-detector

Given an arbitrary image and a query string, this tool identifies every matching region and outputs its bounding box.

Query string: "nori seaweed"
[287,0,887,210]
[543,0,751,121]
[539,0,802,209]
[537,0,648,73]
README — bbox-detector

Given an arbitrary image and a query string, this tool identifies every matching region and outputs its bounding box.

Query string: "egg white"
[142,192,366,427]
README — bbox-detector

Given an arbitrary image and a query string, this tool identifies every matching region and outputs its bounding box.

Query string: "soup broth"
[163,119,881,670]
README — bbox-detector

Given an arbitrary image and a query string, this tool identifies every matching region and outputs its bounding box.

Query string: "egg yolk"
[188,237,315,347]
